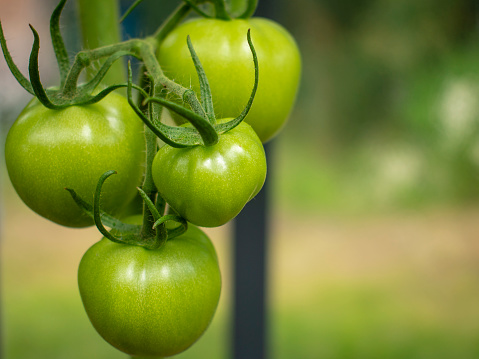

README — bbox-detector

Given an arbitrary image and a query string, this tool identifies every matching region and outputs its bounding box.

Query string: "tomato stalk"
[132,40,219,146]
[61,40,138,97]
[134,1,196,234]
[210,0,232,20]
[141,130,161,238]
[41,33,218,147]
[140,85,164,239]
[77,0,125,84]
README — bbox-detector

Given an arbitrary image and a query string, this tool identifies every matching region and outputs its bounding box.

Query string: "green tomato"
[78,224,221,358]
[158,17,301,143]
[4,92,145,227]
[152,120,266,227]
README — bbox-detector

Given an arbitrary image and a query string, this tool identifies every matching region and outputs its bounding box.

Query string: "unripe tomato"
[4,92,145,227]
[158,17,301,143]
[152,120,267,227]
[78,224,221,357]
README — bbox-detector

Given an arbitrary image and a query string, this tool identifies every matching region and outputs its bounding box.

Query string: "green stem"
[67,38,216,147]
[212,0,231,20]
[140,38,189,97]
[76,0,125,84]
[140,94,162,239]
[62,34,206,124]
[138,38,213,137]
[136,68,164,229]
[62,40,136,96]
[137,1,196,224]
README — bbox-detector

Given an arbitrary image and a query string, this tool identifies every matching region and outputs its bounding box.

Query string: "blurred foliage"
[287,0,478,144]
[270,0,479,214]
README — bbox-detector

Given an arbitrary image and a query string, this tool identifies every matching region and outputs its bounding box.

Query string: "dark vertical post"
[231,1,278,358]
[232,0,280,357]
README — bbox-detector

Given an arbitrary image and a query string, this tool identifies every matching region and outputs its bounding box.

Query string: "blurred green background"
[2,0,479,358]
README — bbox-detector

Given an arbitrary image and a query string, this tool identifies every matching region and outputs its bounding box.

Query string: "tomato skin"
[4,92,145,227]
[152,120,267,227]
[78,225,221,358]
[158,17,301,143]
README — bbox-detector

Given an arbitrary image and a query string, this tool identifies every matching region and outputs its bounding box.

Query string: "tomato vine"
[1,0,300,356]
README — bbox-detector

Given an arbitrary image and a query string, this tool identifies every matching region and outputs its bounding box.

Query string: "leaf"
[50,0,70,85]
[28,25,63,109]
[187,35,215,124]
[214,29,259,134]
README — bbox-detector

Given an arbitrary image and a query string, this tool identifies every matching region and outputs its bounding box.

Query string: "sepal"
[66,171,187,250]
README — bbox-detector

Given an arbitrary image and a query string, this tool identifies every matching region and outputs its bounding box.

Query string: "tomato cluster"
[2,0,300,357]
